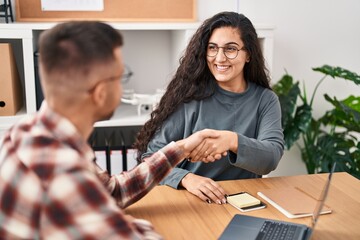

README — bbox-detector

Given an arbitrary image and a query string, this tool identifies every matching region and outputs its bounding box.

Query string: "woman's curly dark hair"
[134,12,270,161]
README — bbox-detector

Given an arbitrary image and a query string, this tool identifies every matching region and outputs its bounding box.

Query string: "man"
[0,21,221,239]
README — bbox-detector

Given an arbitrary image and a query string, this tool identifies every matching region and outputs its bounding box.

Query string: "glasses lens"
[224,46,239,59]
[122,65,133,83]
[207,45,218,57]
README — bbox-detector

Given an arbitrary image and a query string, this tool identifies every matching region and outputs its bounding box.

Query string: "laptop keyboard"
[255,220,299,240]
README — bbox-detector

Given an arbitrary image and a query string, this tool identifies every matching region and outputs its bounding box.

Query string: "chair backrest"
[0,0,14,23]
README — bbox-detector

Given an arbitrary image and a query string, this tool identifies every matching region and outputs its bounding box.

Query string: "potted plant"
[273,65,360,178]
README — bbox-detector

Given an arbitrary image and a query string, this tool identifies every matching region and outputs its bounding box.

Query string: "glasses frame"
[122,64,133,84]
[88,74,122,93]
[87,64,133,93]
[206,44,245,60]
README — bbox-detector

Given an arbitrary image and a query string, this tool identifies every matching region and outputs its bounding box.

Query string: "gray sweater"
[142,82,284,189]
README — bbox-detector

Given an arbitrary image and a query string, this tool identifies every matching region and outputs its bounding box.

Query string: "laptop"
[218,163,336,240]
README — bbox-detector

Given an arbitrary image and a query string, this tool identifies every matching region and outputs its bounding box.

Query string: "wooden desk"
[125,173,360,240]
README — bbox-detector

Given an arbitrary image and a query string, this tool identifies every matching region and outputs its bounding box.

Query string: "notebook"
[218,163,336,240]
[257,187,332,218]
[227,192,260,208]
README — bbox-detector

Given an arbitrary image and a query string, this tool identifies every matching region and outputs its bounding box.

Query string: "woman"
[134,12,284,205]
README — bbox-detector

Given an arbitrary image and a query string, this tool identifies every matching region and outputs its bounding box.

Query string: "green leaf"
[312,65,360,85]
[273,74,302,149]
[343,95,360,112]
[281,103,312,150]
[273,75,300,123]
[273,74,295,94]
[322,95,360,132]
[283,123,301,150]
[306,130,359,176]
[293,104,312,132]
[301,143,321,174]
[316,133,359,175]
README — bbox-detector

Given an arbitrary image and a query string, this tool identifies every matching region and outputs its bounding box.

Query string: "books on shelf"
[257,187,332,219]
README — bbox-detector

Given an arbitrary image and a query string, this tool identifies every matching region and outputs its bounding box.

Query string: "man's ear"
[91,83,106,107]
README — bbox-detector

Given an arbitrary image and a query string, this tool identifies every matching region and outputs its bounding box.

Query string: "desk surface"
[125,172,360,240]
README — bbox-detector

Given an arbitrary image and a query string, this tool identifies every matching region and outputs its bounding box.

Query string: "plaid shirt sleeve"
[42,165,167,239]
[42,141,184,239]
[42,167,140,239]
[97,141,184,208]
[41,141,183,239]
[0,135,165,239]
[0,116,184,239]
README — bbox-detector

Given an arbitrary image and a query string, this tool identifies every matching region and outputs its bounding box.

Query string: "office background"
[2,0,359,177]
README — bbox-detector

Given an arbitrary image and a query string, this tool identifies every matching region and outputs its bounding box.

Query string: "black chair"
[0,0,14,23]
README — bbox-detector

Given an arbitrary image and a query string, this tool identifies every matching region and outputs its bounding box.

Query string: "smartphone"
[226,192,266,212]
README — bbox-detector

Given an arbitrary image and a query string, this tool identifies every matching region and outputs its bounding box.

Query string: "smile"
[215,64,230,71]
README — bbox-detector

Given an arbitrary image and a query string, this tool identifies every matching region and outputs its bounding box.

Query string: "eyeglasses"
[87,64,133,93]
[206,44,245,59]
[88,74,122,93]
[122,64,133,84]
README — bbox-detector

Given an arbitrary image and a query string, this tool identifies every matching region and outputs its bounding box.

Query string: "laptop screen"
[311,162,337,228]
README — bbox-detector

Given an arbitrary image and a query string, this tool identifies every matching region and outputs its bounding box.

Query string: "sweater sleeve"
[229,91,284,175]
[141,105,190,189]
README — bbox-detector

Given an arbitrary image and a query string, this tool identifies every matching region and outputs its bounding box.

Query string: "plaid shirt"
[0,102,183,239]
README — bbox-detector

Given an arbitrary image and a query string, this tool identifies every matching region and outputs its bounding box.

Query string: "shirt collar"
[38,101,95,162]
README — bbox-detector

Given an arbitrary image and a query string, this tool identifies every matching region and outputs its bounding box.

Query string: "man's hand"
[180,173,227,204]
[176,129,221,159]
[188,130,237,162]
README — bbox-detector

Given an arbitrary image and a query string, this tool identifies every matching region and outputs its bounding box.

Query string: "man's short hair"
[39,21,123,76]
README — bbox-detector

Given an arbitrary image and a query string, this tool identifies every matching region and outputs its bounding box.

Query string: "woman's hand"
[188,130,238,162]
[176,129,220,159]
[180,173,227,204]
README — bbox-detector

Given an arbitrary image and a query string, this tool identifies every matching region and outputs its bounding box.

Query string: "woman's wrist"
[228,131,238,153]
[180,173,192,188]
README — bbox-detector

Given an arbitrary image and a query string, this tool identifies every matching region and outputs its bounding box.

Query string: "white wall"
[198,0,238,20]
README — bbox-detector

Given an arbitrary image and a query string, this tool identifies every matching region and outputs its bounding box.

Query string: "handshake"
[176,129,237,163]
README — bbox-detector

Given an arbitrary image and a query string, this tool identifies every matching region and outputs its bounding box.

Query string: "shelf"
[94,104,150,127]
[0,107,27,129]
[0,104,149,129]
[0,22,200,31]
